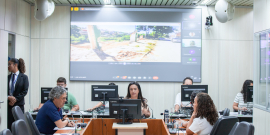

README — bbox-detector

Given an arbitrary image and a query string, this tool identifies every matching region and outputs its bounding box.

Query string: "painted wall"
[253,0,270,134]
[30,6,253,119]
[0,0,31,130]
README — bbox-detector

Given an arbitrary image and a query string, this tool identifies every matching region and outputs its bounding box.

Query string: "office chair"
[0,129,12,135]
[12,106,25,121]
[223,108,230,116]
[11,120,31,135]
[229,121,255,135]
[210,116,239,135]
[24,112,41,135]
[228,122,239,135]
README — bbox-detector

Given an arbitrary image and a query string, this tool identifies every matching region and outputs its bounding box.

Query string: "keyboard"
[172,114,187,118]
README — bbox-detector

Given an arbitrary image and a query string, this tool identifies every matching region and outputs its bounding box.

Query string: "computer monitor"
[41,87,68,104]
[246,86,253,102]
[109,98,141,124]
[91,85,118,106]
[181,85,208,102]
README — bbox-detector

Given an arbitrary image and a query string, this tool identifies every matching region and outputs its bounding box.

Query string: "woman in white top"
[174,77,193,112]
[233,80,253,111]
[125,81,151,118]
[186,93,219,135]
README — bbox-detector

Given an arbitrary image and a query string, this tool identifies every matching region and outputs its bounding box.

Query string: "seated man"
[35,86,75,134]
[174,77,193,112]
[35,77,79,111]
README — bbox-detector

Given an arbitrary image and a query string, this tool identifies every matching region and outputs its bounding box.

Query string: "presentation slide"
[70,8,202,82]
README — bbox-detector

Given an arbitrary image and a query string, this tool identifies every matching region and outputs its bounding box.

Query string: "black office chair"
[12,106,25,121]
[24,112,41,135]
[11,120,31,135]
[223,108,230,116]
[0,129,12,135]
[210,116,239,135]
[229,121,255,135]
[228,122,239,135]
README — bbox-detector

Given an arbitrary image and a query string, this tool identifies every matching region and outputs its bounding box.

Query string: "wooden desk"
[55,118,170,135]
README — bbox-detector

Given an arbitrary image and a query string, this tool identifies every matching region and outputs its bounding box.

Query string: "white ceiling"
[23,0,253,6]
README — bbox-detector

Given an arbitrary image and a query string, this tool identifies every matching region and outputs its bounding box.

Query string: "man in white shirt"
[174,77,193,112]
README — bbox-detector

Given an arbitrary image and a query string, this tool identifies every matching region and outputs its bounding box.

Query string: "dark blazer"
[7,73,29,106]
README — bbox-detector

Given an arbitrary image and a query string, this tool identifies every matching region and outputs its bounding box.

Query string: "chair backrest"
[228,122,239,135]
[223,108,230,116]
[11,120,31,135]
[24,112,40,135]
[230,122,255,135]
[210,116,239,135]
[12,106,25,121]
[0,129,12,135]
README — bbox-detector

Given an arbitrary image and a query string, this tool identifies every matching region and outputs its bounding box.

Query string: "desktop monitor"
[181,85,208,102]
[246,86,253,102]
[41,87,68,104]
[91,85,118,102]
[109,98,141,124]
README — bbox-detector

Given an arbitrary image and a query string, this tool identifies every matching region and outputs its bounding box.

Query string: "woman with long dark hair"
[7,58,29,130]
[125,82,150,118]
[233,80,253,111]
[186,93,218,135]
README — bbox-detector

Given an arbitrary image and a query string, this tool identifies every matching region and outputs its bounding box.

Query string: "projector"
[215,0,235,23]
[34,0,55,21]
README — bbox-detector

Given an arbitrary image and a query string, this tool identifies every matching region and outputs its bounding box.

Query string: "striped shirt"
[234,93,253,108]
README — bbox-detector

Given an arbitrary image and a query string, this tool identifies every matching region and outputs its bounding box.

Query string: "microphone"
[148,105,155,119]
[70,111,87,128]
[70,113,79,135]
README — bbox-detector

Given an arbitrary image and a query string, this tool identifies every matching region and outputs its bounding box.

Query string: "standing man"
[7,58,29,130]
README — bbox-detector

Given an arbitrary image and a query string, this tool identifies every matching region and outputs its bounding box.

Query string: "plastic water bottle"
[164,109,169,124]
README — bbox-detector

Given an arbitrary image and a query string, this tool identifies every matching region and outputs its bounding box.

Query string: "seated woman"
[233,80,253,111]
[125,81,151,118]
[186,93,218,135]
[178,90,201,127]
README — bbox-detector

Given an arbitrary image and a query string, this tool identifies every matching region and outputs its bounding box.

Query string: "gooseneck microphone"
[148,105,155,119]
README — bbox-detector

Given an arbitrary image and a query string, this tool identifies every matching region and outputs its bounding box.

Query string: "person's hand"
[9,102,15,106]
[178,119,188,127]
[67,121,75,127]
[8,96,16,104]
[142,108,148,115]
[87,108,95,111]
[34,107,39,111]
[241,107,247,111]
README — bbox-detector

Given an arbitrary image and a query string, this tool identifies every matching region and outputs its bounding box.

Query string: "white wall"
[30,6,253,119]
[0,0,31,130]
[253,0,270,134]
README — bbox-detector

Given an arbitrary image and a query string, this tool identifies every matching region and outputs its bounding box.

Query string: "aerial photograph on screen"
[70,23,181,62]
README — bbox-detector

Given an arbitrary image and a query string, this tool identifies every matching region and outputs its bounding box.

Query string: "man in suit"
[7,58,29,130]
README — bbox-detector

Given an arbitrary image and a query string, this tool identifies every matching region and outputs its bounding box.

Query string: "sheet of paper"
[177,130,186,133]
[53,127,75,130]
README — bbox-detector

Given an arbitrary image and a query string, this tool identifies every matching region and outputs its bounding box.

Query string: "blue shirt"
[35,100,63,134]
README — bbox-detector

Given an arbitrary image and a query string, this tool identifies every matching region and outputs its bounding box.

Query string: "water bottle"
[164,109,169,124]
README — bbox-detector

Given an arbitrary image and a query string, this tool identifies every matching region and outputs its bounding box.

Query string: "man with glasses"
[34,77,79,111]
